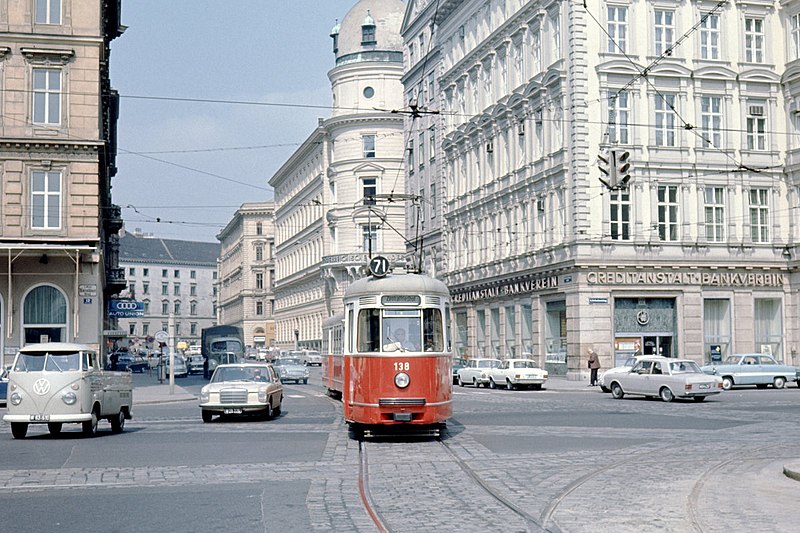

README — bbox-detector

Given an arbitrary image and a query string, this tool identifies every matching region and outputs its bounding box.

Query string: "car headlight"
[258,386,268,403]
[200,387,210,403]
[10,392,22,406]
[395,372,410,388]
[61,391,77,405]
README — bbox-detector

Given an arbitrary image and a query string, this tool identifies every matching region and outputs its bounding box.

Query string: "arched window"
[23,284,67,344]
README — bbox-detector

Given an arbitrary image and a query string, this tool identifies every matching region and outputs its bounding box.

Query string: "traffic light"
[598,149,632,190]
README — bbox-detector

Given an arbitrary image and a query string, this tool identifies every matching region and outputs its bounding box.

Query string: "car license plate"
[223,408,242,414]
[699,383,710,389]
[30,414,50,422]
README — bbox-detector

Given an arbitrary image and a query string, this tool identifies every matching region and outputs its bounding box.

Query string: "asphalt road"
[1,368,799,532]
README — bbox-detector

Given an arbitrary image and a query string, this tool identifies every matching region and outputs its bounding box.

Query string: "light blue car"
[700,354,800,390]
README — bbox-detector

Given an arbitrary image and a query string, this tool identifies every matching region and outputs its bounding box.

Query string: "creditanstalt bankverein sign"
[586,271,784,287]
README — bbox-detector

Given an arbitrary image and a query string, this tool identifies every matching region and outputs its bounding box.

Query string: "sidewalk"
[133,384,197,405]
[545,376,603,391]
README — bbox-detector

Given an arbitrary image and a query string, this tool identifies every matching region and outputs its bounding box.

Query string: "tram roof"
[345,273,450,300]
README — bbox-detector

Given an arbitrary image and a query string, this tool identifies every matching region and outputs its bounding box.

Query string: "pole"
[168,312,175,395]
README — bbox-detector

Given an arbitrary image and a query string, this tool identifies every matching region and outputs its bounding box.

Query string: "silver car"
[608,356,723,402]
[457,358,501,388]
[700,354,800,390]
[274,358,309,384]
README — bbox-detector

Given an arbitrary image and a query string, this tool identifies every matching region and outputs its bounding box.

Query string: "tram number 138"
[394,362,410,371]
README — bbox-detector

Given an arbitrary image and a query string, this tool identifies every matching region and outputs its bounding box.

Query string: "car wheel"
[303,379,308,384]
[273,401,282,417]
[600,386,610,393]
[472,378,478,388]
[48,422,62,435]
[693,396,707,402]
[532,384,543,391]
[721,376,734,390]
[659,387,675,403]
[11,423,28,439]
[773,376,787,389]
[506,379,515,391]
[489,379,496,389]
[110,410,126,433]
[263,403,274,420]
[458,376,464,387]
[82,408,99,437]
[202,410,213,423]
[610,382,624,399]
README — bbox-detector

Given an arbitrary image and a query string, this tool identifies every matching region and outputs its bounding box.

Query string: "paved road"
[0,369,798,532]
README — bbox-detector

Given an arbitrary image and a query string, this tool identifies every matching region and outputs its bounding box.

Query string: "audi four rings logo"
[113,302,140,310]
[33,378,51,395]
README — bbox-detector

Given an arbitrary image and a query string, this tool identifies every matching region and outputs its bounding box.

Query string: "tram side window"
[357,309,381,352]
[423,309,444,351]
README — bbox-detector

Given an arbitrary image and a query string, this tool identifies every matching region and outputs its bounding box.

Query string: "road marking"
[287,394,306,398]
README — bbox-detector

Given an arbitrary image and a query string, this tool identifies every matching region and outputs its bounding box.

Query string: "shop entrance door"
[643,336,672,357]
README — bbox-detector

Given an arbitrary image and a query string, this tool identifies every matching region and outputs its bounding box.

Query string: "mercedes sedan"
[199,364,283,423]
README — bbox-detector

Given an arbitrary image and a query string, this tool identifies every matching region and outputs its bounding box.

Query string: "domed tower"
[322,0,407,311]
[328,0,405,117]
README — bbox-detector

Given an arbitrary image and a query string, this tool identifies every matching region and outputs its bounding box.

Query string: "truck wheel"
[48,423,63,435]
[110,410,126,433]
[82,409,99,437]
[11,423,28,439]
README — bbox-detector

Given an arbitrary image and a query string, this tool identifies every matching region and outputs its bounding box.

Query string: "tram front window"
[357,308,444,353]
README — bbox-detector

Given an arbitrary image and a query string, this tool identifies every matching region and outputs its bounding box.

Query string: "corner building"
[270,0,407,350]
[410,0,800,377]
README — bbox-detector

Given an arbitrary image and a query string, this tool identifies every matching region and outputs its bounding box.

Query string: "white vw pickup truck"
[3,342,133,439]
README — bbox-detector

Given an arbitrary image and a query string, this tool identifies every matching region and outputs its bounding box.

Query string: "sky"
[110,1,359,243]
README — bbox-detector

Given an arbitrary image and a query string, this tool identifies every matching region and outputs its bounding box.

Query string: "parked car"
[452,358,467,384]
[700,354,800,390]
[274,357,309,384]
[163,355,189,378]
[487,359,548,390]
[199,364,283,423]
[186,355,205,375]
[599,355,648,393]
[114,354,148,373]
[607,356,723,402]
[0,367,9,407]
[457,358,501,387]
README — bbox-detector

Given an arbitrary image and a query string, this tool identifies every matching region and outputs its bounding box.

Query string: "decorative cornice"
[21,47,75,65]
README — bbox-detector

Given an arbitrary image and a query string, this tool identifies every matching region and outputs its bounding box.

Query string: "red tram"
[322,272,453,435]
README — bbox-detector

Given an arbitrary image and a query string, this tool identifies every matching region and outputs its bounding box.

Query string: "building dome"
[334,0,404,65]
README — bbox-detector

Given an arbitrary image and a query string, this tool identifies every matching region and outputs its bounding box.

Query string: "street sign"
[154,330,168,343]
[368,255,390,278]
[108,299,145,318]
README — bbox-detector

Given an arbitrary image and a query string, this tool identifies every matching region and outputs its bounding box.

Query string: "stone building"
[0,0,125,366]
[216,203,276,350]
[270,0,407,350]
[117,229,219,351]
[406,0,800,378]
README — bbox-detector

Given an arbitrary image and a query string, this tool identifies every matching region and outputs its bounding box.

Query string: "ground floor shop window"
[490,308,501,357]
[521,303,533,357]
[23,284,67,344]
[545,300,566,363]
[704,298,730,363]
[476,309,486,358]
[505,305,516,358]
[455,311,468,357]
[754,298,782,360]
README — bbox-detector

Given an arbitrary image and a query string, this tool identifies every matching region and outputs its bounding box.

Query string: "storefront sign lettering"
[451,276,559,303]
[587,271,784,287]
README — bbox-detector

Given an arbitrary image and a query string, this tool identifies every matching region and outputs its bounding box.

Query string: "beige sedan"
[199,364,283,423]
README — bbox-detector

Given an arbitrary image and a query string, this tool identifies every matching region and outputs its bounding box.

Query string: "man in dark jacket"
[588,348,600,386]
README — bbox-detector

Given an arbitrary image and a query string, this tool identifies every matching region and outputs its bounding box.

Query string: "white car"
[599,355,648,392]
[457,358,501,388]
[199,364,283,423]
[487,359,548,390]
[163,355,188,378]
[607,356,723,402]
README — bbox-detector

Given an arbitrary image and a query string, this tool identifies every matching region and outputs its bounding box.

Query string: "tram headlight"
[394,372,410,388]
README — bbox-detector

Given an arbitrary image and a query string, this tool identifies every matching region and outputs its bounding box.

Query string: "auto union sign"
[108,299,145,318]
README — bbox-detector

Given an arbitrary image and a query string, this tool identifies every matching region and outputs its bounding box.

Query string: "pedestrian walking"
[588,348,600,386]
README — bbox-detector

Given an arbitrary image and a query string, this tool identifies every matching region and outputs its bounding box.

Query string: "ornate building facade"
[406,0,800,378]
[0,0,125,366]
[217,203,276,350]
[270,0,407,350]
